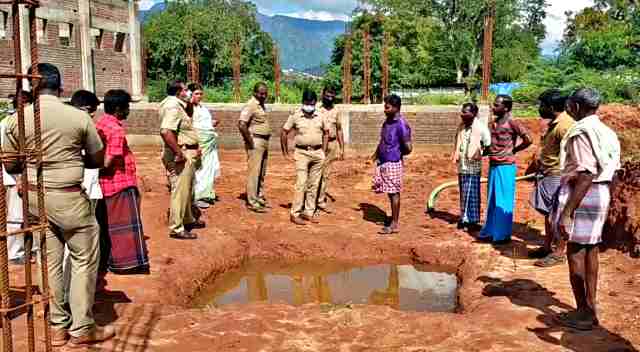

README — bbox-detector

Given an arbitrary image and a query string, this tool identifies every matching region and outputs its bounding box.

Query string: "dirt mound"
[600,105,640,256]
[600,104,640,162]
[605,162,640,256]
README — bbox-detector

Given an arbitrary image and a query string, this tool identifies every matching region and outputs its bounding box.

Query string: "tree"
[334,0,547,90]
[144,0,275,84]
[562,3,639,70]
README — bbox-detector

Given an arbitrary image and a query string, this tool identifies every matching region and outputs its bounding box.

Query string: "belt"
[253,134,271,140]
[182,144,199,150]
[28,184,81,192]
[328,137,337,142]
[296,144,323,151]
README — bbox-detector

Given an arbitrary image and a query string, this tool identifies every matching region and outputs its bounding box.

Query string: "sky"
[139,0,594,54]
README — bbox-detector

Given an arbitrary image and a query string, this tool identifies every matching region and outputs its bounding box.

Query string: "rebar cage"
[0,0,52,351]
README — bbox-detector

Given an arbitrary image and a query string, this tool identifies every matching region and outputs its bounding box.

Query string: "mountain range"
[139,3,347,73]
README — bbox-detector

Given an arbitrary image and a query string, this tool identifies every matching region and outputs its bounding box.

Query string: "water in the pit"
[194,262,458,312]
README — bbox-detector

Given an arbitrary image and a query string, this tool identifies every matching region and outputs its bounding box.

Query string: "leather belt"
[28,184,81,192]
[296,144,323,151]
[253,134,271,141]
[182,144,199,150]
[328,137,337,142]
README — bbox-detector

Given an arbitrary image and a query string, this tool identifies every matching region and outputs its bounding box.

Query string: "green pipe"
[425,174,537,214]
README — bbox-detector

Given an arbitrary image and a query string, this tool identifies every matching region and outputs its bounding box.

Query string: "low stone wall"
[123,103,490,149]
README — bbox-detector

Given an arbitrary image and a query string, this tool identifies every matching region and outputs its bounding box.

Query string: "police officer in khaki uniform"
[160,80,203,239]
[316,86,345,213]
[3,63,115,347]
[238,82,271,213]
[281,90,329,225]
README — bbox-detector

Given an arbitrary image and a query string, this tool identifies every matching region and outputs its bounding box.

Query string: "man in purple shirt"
[372,94,413,234]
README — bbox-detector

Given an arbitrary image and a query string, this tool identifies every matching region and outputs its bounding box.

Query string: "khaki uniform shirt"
[159,96,199,158]
[539,112,574,176]
[318,105,340,139]
[239,96,271,136]
[283,109,328,147]
[2,95,103,189]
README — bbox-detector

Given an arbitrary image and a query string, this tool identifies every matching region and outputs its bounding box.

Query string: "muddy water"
[194,262,458,312]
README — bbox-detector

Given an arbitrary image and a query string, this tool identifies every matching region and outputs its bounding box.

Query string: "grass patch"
[410,93,469,106]
[512,105,538,119]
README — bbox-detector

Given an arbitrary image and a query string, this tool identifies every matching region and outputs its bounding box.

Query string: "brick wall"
[0,4,15,98]
[92,0,132,95]
[38,18,82,96]
[124,104,463,149]
[0,0,133,99]
[91,0,128,20]
[94,31,132,94]
[349,111,459,147]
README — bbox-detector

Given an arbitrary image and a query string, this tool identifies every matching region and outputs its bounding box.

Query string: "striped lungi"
[551,183,611,245]
[530,175,562,215]
[459,173,481,224]
[372,161,403,194]
[96,187,149,271]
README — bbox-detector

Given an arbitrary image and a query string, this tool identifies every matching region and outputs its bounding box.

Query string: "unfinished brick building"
[0,0,143,98]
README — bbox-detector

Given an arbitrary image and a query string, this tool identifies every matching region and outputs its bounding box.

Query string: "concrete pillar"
[128,0,143,98]
[18,5,31,89]
[479,105,490,125]
[339,108,351,145]
[78,0,94,92]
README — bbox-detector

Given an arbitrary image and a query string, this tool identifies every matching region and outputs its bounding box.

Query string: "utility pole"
[362,26,371,104]
[382,29,390,99]
[341,25,353,104]
[273,44,281,103]
[481,0,495,103]
[232,38,242,103]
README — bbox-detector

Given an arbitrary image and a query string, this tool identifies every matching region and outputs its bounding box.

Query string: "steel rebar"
[29,3,52,351]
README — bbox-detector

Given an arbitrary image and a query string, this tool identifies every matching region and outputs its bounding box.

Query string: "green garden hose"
[425,174,537,214]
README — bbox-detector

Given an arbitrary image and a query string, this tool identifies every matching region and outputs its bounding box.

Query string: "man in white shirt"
[3,91,35,265]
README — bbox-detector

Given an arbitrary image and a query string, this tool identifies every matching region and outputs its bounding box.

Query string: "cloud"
[542,0,593,55]
[139,0,157,11]
[251,0,359,17]
[279,10,351,22]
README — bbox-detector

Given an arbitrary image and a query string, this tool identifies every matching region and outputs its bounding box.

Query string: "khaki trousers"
[164,149,200,234]
[317,140,339,208]
[28,189,99,337]
[246,137,269,208]
[291,148,325,217]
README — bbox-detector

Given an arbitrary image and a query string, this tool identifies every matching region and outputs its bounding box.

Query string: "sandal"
[169,231,198,240]
[528,247,551,259]
[554,311,595,331]
[247,205,268,213]
[378,226,399,235]
[185,220,206,230]
[534,254,565,268]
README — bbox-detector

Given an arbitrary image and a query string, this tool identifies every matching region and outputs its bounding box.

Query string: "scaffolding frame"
[0,1,52,351]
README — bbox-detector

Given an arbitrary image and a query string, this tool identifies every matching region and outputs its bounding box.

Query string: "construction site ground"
[7,105,640,352]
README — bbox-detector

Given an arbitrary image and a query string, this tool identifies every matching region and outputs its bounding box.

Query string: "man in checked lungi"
[372,94,412,235]
[95,89,150,275]
[452,103,491,232]
[552,88,620,331]
[528,89,574,267]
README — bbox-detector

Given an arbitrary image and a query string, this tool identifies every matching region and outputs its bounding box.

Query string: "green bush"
[512,60,640,105]
[146,75,325,104]
[0,101,11,122]
[411,93,469,106]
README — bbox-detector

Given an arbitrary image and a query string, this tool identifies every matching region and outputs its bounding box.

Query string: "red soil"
[5,105,640,351]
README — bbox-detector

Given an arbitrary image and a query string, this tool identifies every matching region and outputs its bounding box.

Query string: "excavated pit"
[191,260,459,313]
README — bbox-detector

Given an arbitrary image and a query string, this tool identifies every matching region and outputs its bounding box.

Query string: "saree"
[194,128,221,201]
